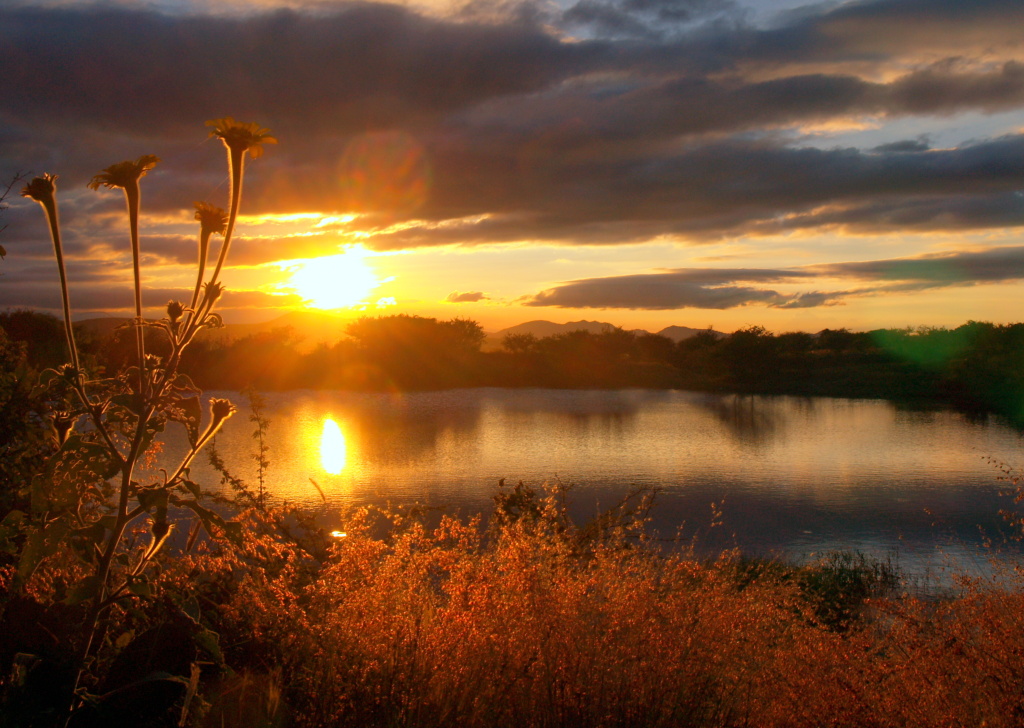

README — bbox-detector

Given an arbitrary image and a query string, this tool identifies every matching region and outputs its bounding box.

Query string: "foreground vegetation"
[6,475,1024,727]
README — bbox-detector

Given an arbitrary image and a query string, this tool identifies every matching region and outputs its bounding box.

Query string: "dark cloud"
[871,139,931,154]
[0,280,301,315]
[522,246,1024,310]
[524,268,814,309]
[814,245,1024,283]
[446,291,489,302]
[368,134,1024,248]
[1,0,1023,313]
[562,0,738,40]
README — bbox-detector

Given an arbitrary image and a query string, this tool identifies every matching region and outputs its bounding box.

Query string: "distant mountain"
[482,320,726,350]
[655,325,721,342]
[494,320,648,339]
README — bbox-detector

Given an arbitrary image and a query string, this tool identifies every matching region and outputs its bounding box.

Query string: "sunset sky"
[1,0,1022,334]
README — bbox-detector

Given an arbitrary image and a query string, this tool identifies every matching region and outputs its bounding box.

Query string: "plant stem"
[40,196,80,375]
[209,147,245,287]
[124,182,146,394]
[188,229,212,325]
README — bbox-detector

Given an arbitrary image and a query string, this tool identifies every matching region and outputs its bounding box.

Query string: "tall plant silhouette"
[205,117,276,288]
[13,118,275,723]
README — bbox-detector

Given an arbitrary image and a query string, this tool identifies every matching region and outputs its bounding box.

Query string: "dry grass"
[145,498,1024,728]
[9,484,1024,727]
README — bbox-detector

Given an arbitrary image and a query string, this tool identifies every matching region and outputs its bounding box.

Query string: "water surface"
[155,388,1024,577]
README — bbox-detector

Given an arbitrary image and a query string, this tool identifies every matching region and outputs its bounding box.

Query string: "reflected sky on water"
[150,388,1024,578]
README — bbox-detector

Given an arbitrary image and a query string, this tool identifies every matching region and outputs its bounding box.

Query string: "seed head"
[21,174,57,204]
[203,281,224,305]
[194,201,228,236]
[51,410,74,445]
[206,117,277,159]
[87,155,160,191]
[166,300,184,323]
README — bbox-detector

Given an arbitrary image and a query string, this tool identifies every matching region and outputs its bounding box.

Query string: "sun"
[285,247,380,310]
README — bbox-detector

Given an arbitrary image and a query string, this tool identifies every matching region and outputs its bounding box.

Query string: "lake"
[153,388,1024,579]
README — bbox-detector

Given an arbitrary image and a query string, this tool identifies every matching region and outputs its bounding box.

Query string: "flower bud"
[166,300,184,323]
[52,410,74,445]
[209,398,237,428]
[203,281,224,305]
[21,174,57,204]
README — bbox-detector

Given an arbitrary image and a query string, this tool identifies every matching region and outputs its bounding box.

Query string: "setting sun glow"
[286,247,379,310]
[320,418,347,475]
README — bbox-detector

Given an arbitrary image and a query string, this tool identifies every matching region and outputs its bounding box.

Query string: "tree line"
[3,309,1024,421]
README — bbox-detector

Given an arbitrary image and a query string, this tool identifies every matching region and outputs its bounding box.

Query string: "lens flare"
[339,131,431,215]
[321,418,347,475]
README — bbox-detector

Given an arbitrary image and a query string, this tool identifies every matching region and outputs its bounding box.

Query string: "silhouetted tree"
[345,315,487,389]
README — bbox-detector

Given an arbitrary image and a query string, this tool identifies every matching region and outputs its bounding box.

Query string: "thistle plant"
[10,118,275,723]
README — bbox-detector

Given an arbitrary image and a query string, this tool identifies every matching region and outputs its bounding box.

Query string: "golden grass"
[145,503,1024,728]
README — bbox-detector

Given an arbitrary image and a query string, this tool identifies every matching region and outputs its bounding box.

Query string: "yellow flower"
[206,117,277,159]
[87,155,160,191]
[21,174,57,204]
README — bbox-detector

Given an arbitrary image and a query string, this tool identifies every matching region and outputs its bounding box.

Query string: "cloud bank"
[1,0,1022,315]
[523,246,1024,310]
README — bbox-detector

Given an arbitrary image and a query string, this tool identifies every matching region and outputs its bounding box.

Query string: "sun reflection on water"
[321,418,347,474]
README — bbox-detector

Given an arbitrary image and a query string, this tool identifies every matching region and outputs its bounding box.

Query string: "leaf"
[0,510,27,556]
[194,629,223,662]
[178,501,243,545]
[170,373,200,397]
[110,393,138,410]
[33,435,116,514]
[114,630,136,651]
[181,596,201,624]
[128,578,153,598]
[221,521,243,544]
[30,368,61,398]
[1,510,26,528]
[137,488,169,512]
[17,520,70,581]
[182,479,202,500]
[65,574,103,605]
[70,521,107,564]
[137,415,167,456]
[166,395,202,448]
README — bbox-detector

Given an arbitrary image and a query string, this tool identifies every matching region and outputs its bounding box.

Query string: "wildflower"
[188,203,228,317]
[166,300,184,324]
[51,410,74,446]
[86,155,160,191]
[88,155,160,382]
[22,174,81,375]
[60,363,80,382]
[194,201,228,236]
[203,281,224,306]
[204,118,276,289]
[206,117,276,159]
[21,173,57,204]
